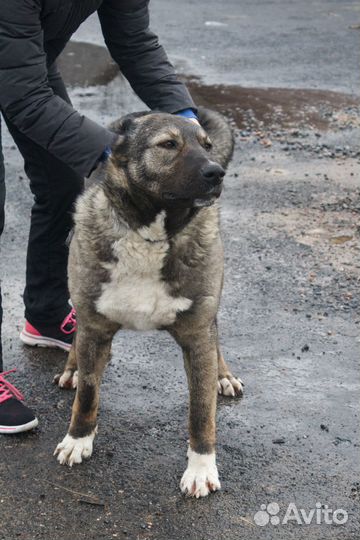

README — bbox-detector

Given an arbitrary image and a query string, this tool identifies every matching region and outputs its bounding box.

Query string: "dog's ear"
[110,117,140,164]
[109,117,135,137]
[111,134,128,164]
[196,107,234,169]
[108,111,150,136]
[108,111,151,165]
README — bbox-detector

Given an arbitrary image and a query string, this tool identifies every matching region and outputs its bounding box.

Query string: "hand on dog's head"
[107,109,233,210]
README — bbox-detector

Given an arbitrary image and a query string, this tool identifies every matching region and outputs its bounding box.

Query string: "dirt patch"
[259,206,360,273]
[183,78,360,131]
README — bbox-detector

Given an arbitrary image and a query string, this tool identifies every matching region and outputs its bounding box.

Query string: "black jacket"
[0,0,195,177]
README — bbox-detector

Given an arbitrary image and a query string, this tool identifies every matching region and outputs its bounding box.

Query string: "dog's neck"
[164,207,199,238]
[103,175,199,239]
[103,179,158,227]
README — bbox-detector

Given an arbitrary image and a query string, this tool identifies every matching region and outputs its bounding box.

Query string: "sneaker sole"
[20,329,71,352]
[0,417,39,434]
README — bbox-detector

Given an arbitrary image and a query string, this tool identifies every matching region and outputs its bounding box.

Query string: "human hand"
[175,108,199,124]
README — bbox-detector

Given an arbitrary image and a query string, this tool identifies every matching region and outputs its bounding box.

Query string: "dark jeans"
[0,64,84,371]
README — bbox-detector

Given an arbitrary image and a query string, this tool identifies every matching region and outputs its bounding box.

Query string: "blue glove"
[175,108,199,121]
[99,145,112,163]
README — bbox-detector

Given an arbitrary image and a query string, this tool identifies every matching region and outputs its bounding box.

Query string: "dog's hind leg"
[174,327,221,498]
[214,318,244,397]
[217,348,244,397]
[53,334,79,389]
[54,326,113,467]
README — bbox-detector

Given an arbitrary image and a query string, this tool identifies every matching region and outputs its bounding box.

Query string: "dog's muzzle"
[201,163,225,186]
[162,162,224,207]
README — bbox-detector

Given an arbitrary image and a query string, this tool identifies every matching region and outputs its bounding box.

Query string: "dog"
[53,107,243,498]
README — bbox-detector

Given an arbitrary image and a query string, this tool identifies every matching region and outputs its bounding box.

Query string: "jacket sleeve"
[0,0,115,177]
[98,0,196,113]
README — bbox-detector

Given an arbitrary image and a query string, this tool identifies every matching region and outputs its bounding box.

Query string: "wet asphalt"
[0,1,360,539]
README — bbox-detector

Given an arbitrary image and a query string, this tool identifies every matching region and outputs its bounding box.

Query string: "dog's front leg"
[179,332,220,498]
[54,327,112,467]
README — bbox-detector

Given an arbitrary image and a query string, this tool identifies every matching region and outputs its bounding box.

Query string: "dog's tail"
[197,107,234,170]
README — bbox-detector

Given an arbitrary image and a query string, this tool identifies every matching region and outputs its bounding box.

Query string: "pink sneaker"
[20,308,76,352]
[0,370,38,434]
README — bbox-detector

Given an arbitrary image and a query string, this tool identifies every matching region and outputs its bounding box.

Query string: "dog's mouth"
[162,192,191,203]
[163,186,222,208]
[192,197,217,208]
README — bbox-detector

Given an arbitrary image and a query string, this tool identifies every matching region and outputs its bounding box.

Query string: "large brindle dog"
[54,107,243,498]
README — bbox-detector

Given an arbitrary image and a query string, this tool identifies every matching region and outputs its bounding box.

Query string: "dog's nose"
[201,163,225,185]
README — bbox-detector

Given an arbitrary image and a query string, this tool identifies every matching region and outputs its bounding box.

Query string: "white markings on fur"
[217,376,244,397]
[96,211,192,330]
[57,369,78,389]
[180,447,221,498]
[54,428,97,467]
[71,370,79,389]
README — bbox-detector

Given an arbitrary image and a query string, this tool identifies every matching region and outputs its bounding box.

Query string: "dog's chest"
[95,212,192,330]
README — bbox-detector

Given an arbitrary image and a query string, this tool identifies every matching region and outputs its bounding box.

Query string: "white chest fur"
[95,212,192,330]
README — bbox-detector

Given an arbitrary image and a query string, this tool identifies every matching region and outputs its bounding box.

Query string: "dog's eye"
[204,142,213,151]
[159,140,177,150]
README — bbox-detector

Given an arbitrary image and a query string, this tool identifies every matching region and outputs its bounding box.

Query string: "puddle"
[58,41,119,87]
[59,41,360,131]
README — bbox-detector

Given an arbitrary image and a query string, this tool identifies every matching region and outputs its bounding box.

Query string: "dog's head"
[108,112,226,209]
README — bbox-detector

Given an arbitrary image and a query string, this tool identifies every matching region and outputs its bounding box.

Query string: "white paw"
[180,448,221,498]
[70,370,79,388]
[54,369,78,389]
[218,376,244,397]
[54,429,96,467]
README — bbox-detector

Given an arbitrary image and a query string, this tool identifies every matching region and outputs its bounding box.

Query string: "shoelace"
[0,369,24,404]
[60,308,77,335]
